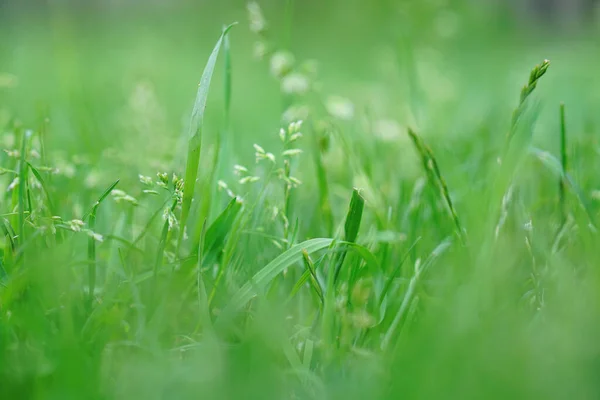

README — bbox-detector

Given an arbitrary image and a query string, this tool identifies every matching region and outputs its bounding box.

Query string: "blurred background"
[1,0,600,178]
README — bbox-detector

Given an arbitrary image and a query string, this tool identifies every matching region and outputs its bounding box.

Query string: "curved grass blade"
[178,23,237,252]
[217,238,334,319]
[381,237,453,350]
[26,162,55,215]
[530,147,596,230]
[292,240,379,305]
[378,237,422,307]
[339,241,380,272]
[82,179,120,222]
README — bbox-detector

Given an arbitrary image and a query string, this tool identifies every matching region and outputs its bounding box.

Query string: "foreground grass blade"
[333,188,365,282]
[217,238,333,318]
[87,179,120,309]
[178,23,237,252]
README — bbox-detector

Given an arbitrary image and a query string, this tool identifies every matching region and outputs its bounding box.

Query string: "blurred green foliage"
[2,1,600,399]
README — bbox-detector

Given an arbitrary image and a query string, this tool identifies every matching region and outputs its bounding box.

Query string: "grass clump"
[2,2,600,399]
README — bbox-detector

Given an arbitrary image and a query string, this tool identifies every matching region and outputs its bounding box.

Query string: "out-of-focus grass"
[2,1,600,399]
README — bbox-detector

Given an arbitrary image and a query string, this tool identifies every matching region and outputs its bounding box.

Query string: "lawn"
[2,1,600,398]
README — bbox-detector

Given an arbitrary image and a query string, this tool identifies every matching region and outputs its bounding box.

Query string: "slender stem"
[559,102,568,226]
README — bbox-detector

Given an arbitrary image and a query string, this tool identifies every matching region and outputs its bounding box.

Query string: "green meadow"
[2,1,600,398]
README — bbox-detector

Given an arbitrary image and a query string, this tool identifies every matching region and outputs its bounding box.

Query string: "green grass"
[3,1,600,399]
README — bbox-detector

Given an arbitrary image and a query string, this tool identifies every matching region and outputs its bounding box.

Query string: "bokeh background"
[2,0,600,174]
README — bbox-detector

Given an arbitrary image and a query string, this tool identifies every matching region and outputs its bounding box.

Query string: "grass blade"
[217,238,333,319]
[289,249,324,304]
[83,179,120,222]
[381,238,452,350]
[201,196,243,266]
[178,23,237,253]
[559,102,568,226]
[223,29,232,134]
[333,188,365,282]
[530,147,595,230]
[87,179,120,309]
[407,128,466,245]
[378,237,422,307]
[197,27,235,240]
[26,162,55,215]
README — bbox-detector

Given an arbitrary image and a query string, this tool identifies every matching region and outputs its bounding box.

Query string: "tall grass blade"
[178,23,237,252]
[198,27,235,238]
[559,102,568,226]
